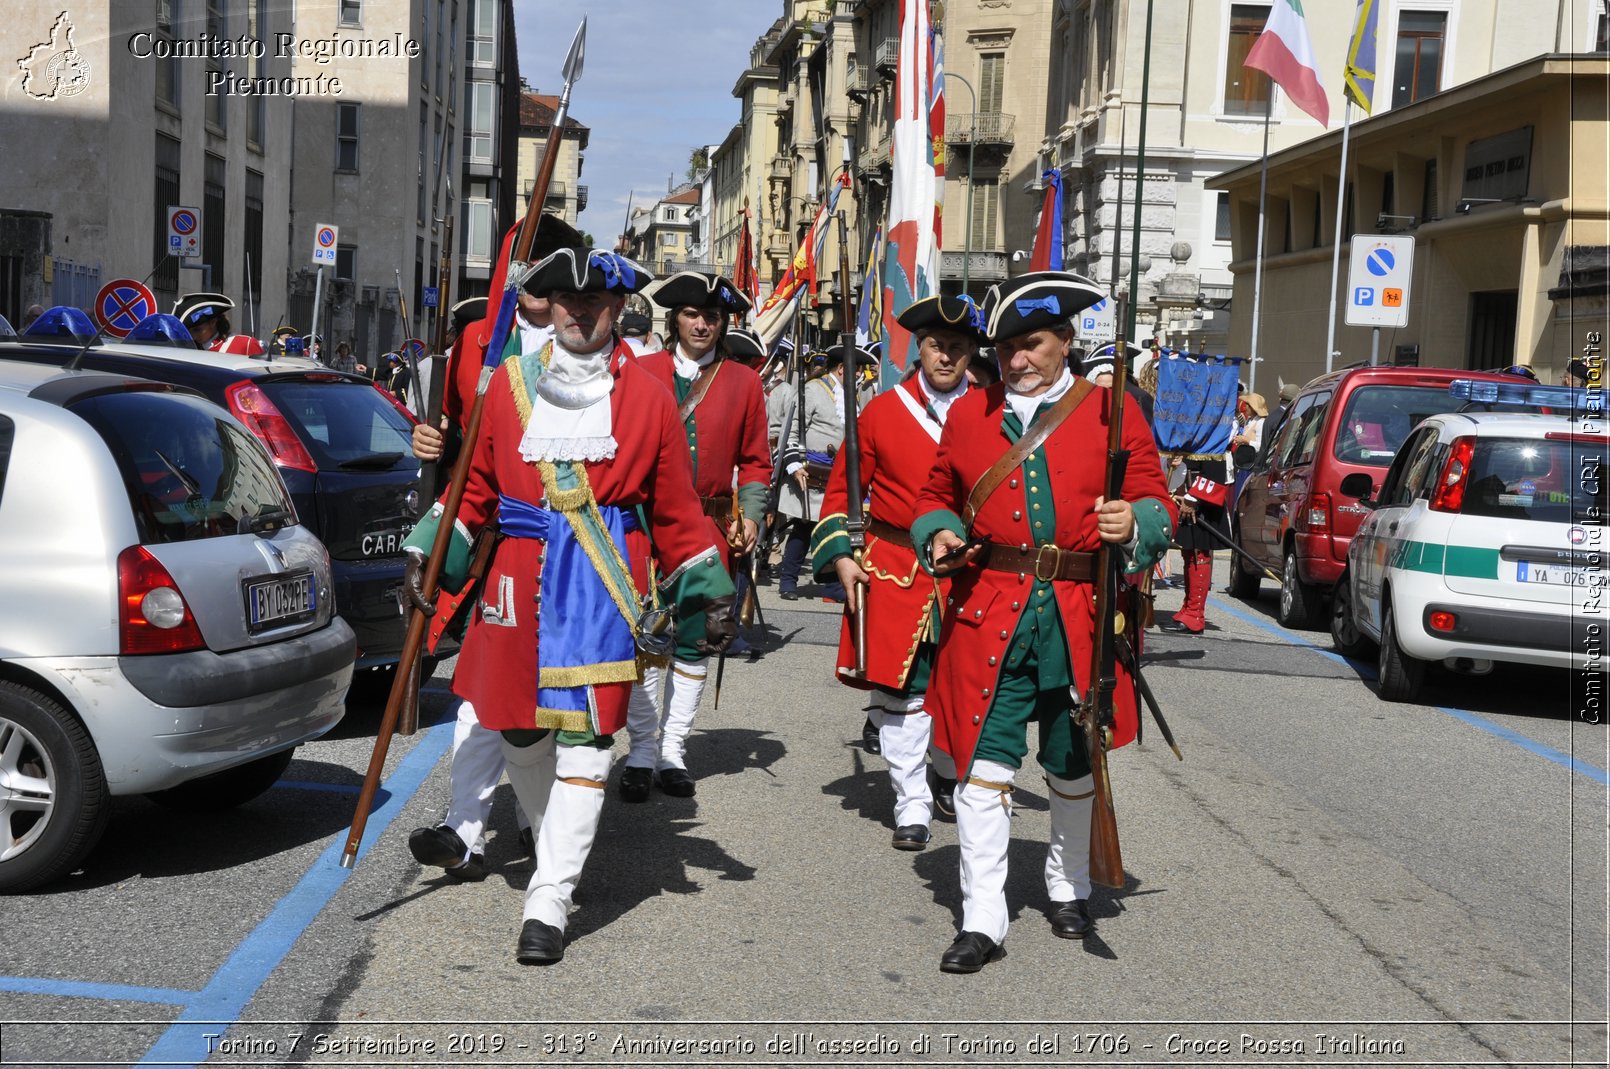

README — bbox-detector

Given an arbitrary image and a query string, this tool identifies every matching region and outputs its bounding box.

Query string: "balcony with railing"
[874,37,900,76]
[576,185,588,212]
[939,251,1009,284]
[856,133,889,174]
[846,66,872,102]
[945,112,1016,147]
[769,154,794,182]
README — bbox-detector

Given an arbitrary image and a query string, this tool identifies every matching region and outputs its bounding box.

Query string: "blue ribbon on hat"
[588,252,638,291]
[957,294,985,333]
[1013,296,1061,318]
[718,284,735,306]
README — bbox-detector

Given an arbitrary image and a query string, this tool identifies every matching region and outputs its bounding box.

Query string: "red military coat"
[814,376,950,690]
[635,350,772,565]
[915,382,1176,777]
[451,341,723,734]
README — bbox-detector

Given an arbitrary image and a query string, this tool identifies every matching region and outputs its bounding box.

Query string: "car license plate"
[1516,561,1600,587]
[246,572,316,631]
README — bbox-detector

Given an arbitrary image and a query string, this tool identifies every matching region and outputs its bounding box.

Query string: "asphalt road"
[1,562,1604,1068]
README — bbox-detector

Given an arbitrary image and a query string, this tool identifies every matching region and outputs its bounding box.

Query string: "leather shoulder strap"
[676,358,723,424]
[962,378,1096,529]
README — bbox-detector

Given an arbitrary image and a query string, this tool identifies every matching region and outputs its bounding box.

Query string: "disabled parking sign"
[1346,235,1414,328]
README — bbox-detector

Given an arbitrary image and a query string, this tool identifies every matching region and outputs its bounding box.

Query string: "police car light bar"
[1449,379,1605,416]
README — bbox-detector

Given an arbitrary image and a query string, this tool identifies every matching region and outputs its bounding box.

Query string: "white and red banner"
[754,171,851,347]
[1244,0,1329,126]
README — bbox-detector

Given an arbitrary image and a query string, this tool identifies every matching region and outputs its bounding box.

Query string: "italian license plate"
[246,572,316,631]
[1516,561,1599,587]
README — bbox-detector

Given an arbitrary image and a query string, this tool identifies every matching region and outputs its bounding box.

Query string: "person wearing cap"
[400,245,736,966]
[173,292,263,354]
[809,295,984,849]
[328,340,366,376]
[621,272,770,802]
[775,344,873,601]
[910,271,1176,973]
[403,217,588,886]
[1562,359,1594,389]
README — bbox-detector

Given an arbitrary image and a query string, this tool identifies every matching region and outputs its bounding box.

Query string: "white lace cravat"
[519,338,617,463]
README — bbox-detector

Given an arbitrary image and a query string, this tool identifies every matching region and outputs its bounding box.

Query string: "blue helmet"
[21,306,98,342]
[126,313,195,347]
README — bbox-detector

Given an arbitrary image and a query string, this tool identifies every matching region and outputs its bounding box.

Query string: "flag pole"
[1323,99,1354,374]
[1249,91,1273,395]
[1124,0,1157,342]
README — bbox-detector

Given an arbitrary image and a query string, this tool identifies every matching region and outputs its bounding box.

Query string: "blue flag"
[1153,356,1240,455]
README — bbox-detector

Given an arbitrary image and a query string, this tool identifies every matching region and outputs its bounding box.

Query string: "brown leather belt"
[700,494,733,520]
[867,518,913,549]
[804,462,832,491]
[980,542,1095,582]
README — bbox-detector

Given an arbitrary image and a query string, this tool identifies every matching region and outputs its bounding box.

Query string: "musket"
[834,209,867,681]
[340,17,587,870]
[1189,506,1282,583]
[420,214,455,499]
[1074,324,1130,890]
[1113,634,1182,761]
[713,498,749,710]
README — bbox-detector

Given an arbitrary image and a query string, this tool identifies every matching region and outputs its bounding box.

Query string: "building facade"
[515,92,588,233]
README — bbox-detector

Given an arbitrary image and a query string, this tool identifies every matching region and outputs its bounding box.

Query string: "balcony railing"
[576,185,588,212]
[846,66,872,101]
[939,251,1009,284]
[874,37,900,76]
[945,112,1016,147]
[856,135,889,173]
[769,154,793,181]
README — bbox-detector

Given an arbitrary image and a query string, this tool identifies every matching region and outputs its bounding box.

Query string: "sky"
[515,2,783,247]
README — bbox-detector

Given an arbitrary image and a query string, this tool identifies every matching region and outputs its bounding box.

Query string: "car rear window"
[1332,385,1467,467]
[1462,438,1605,524]
[257,380,414,470]
[71,391,295,544]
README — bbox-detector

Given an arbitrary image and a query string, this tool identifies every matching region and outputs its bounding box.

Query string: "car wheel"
[1278,547,1322,629]
[0,682,109,893]
[144,748,295,813]
[1329,571,1376,658]
[1226,525,1262,598]
[1377,602,1425,703]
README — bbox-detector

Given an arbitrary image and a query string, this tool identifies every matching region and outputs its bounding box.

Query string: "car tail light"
[1428,610,1458,632]
[1430,436,1477,513]
[372,381,421,426]
[1544,431,1606,445]
[225,381,317,472]
[1303,493,1332,533]
[118,546,206,655]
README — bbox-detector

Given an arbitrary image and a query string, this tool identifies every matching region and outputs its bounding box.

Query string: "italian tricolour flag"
[1244,0,1329,126]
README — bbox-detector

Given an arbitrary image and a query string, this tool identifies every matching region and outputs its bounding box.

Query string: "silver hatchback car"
[0,360,354,892]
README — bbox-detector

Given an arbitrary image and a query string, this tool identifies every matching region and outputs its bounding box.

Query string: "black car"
[2,315,439,673]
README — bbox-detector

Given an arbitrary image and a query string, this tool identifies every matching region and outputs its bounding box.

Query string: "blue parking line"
[137,720,454,1067]
[1208,595,1610,787]
[0,976,194,1006]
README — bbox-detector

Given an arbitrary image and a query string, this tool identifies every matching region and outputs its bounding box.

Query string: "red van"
[1229,365,1520,628]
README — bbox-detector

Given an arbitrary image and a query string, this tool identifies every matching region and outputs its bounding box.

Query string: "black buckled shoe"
[940,931,1003,973]
[861,716,881,755]
[656,767,696,798]
[515,919,565,965]
[1050,899,1093,939]
[891,824,931,851]
[408,824,486,882]
[930,772,958,820]
[619,765,653,803]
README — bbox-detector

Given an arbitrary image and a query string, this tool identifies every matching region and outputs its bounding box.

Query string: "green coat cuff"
[402,503,475,593]
[735,481,770,526]
[810,513,850,581]
[658,549,735,617]
[911,509,966,575]
[1125,496,1174,574]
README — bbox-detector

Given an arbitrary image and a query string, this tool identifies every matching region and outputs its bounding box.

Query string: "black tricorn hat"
[822,342,879,370]
[896,294,988,345]
[450,296,488,330]
[725,328,765,362]
[981,271,1105,343]
[524,248,654,298]
[518,215,590,294]
[649,271,753,314]
[172,292,234,328]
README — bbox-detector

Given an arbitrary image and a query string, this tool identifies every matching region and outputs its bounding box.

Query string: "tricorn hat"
[724,328,766,363]
[649,271,752,314]
[981,271,1105,343]
[822,342,879,370]
[172,292,235,329]
[450,296,488,331]
[896,294,988,345]
[524,248,654,298]
[517,215,590,294]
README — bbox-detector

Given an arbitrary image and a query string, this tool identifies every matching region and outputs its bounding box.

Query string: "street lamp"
[942,71,977,295]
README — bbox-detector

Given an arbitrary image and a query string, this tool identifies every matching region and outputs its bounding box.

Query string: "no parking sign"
[94,279,158,337]
[311,223,339,267]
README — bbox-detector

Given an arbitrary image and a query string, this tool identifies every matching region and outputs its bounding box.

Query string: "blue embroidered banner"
[1154,356,1240,454]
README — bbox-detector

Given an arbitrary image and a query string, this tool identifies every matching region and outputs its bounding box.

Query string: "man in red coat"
[809,296,988,850]
[911,272,1177,973]
[622,272,771,800]
[402,246,736,966]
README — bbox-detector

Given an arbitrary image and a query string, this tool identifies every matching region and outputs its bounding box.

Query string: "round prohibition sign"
[170,210,198,236]
[95,279,158,338]
[316,227,337,249]
[1365,247,1396,277]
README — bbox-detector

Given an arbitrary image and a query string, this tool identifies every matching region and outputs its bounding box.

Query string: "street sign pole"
[310,266,324,353]
[1371,326,1381,367]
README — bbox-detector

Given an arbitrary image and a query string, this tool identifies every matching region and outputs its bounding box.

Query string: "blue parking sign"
[1354,286,1374,306]
[423,286,439,308]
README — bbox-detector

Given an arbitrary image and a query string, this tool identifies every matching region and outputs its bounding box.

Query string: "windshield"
[257,380,415,470]
[1462,437,1605,525]
[72,391,295,544]
[1332,385,1468,467]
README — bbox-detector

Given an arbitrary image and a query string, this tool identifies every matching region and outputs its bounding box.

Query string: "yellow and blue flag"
[1344,0,1378,113]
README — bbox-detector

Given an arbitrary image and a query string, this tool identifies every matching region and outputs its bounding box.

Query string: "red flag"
[733,209,758,308]
[1029,170,1064,271]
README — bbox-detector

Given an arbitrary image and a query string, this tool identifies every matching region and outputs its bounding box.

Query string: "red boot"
[1169,551,1213,633]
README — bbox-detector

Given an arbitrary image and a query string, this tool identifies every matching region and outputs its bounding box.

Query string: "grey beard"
[535,337,614,410]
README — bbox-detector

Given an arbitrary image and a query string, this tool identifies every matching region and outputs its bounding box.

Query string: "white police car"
[1329,379,1605,702]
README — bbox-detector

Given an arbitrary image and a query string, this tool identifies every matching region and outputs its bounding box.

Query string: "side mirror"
[1339,471,1375,503]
